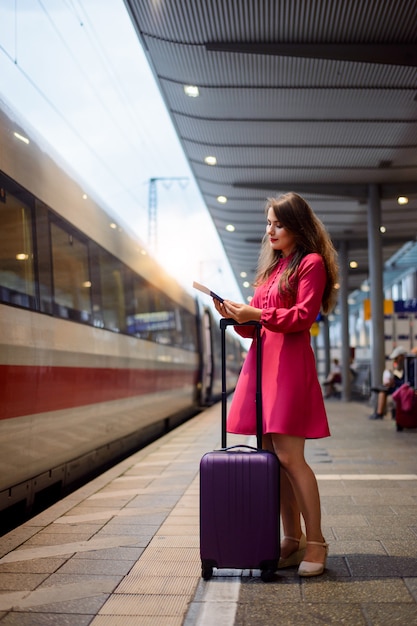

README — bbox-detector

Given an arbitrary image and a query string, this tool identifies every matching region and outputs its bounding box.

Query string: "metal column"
[338,240,351,400]
[322,315,331,379]
[367,184,385,387]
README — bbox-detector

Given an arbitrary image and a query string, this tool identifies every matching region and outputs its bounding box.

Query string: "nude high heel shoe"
[278,534,307,569]
[297,540,328,577]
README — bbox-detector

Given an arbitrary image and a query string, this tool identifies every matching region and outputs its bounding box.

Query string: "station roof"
[124,0,417,300]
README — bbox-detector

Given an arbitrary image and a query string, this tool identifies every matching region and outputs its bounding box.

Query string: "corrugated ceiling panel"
[164,82,417,121]
[186,146,417,169]
[129,0,417,42]
[145,38,417,88]
[191,163,417,185]
[174,118,417,147]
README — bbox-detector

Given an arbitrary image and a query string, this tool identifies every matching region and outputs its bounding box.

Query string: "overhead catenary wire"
[0,0,187,214]
[36,0,157,168]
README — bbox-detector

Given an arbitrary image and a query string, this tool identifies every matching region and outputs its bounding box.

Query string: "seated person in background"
[369,345,407,419]
[323,358,342,398]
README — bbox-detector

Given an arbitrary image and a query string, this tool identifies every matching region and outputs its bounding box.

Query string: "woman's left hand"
[214,299,262,324]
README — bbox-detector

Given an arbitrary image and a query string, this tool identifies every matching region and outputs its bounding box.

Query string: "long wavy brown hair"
[255,192,339,314]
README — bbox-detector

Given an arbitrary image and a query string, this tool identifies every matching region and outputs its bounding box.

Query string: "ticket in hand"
[192,281,224,303]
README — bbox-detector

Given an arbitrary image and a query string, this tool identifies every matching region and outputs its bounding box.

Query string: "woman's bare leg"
[270,433,326,564]
[263,434,303,559]
[279,469,304,558]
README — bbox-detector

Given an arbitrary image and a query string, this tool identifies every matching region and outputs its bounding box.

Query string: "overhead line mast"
[148,177,189,254]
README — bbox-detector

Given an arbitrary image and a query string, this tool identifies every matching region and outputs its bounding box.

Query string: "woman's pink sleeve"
[260,254,326,333]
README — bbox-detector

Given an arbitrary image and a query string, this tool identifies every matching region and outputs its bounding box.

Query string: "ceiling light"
[380,226,386,233]
[243,281,250,288]
[16,253,29,260]
[397,196,409,205]
[240,271,247,278]
[226,224,235,232]
[204,156,217,165]
[13,131,29,144]
[82,193,88,200]
[184,85,199,97]
[217,195,227,204]
[110,222,117,229]
[349,261,358,269]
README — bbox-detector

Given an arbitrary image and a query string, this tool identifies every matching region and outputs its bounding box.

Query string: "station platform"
[0,398,416,626]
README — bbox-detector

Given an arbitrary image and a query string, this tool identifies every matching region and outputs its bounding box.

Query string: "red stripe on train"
[0,364,197,420]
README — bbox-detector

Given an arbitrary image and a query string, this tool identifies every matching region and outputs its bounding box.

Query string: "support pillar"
[338,240,351,400]
[322,315,331,378]
[367,184,385,387]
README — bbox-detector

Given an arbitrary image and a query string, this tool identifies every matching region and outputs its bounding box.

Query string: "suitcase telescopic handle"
[220,318,262,450]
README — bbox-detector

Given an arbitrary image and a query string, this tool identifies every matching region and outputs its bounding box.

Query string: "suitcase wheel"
[260,569,276,582]
[201,562,213,580]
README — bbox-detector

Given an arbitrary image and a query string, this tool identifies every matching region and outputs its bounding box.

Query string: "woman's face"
[266,206,296,257]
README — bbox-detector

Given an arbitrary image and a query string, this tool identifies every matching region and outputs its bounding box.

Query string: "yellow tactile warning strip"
[92,616,183,626]
[135,545,200,562]
[0,404,228,624]
[88,409,246,624]
[86,410,249,625]
[86,408,229,624]
[150,536,200,548]
[116,575,198,595]
[96,593,190,616]
[126,559,201,578]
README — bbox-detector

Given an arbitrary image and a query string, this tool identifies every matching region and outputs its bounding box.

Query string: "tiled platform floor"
[0,398,416,625]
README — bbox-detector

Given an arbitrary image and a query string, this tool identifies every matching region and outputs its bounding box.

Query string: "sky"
[0,0,243,304]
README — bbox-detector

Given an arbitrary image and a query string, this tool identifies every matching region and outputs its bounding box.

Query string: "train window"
[96,247,126,332]
[151,291,177,345]
[129,278,191,348]
[180,308,199,351]
[130,278,175,343]
[50,221,92,322]
[0,187,36,309]
[133,276,153,317]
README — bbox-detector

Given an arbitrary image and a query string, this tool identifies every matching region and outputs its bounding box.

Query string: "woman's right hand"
[213,297,227,317]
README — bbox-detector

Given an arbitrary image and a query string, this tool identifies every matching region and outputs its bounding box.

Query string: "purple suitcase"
[200,319,280,581]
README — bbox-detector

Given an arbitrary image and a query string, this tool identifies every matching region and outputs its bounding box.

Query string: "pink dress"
[227,252,330,439]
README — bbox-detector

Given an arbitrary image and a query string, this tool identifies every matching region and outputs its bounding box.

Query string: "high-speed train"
[0,100,243,527]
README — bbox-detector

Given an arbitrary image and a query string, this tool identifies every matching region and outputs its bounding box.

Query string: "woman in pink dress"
[213,192,338,577]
